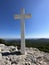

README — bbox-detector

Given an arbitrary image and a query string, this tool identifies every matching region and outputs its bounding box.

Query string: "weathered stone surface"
[0,53,2,60]
[0,44,49,65]
[0,44,5,47]
[8,46,18,52]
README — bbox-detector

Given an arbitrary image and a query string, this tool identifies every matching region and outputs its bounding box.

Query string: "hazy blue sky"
[0,0,49,39]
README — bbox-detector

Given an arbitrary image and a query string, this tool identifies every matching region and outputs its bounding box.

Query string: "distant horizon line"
[0,37,49,40]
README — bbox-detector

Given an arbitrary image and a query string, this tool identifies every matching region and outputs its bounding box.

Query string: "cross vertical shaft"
[21,9,25,54]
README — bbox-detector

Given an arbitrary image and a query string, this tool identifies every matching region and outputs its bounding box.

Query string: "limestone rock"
[0,44,49,65]
[8,46,18,52]
[0,53,2,60]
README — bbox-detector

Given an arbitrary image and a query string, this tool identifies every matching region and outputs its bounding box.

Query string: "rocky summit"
[0,44,49,65]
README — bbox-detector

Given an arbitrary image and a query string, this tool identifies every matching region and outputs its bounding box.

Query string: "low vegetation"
[0,38,49,52]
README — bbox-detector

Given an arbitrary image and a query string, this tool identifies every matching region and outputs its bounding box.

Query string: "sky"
[0,0,49,39]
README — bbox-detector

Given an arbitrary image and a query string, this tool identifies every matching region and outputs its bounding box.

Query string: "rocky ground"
[0,44,49,65]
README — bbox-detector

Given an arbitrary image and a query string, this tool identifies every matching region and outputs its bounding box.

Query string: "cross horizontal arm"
[14,14,32,19]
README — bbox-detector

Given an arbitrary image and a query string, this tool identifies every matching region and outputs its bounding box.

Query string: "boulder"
[0,53,2,60]
[8,46,18,52]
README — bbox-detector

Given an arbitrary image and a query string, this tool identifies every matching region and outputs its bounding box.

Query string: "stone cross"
[14,8,31,54]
